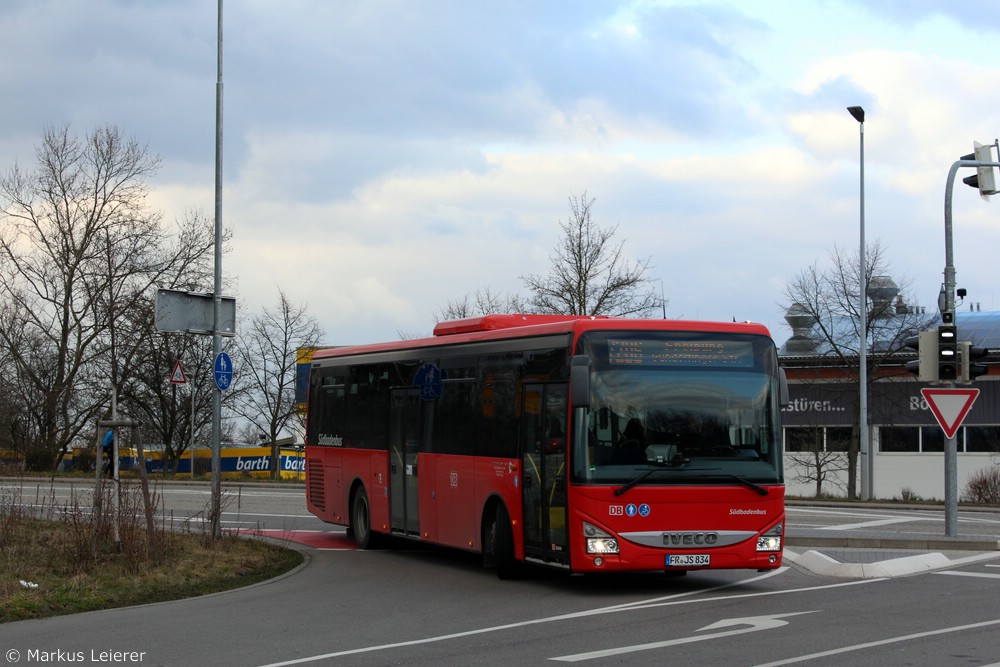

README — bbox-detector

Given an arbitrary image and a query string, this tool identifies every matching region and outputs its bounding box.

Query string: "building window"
[878,426,978,453]
[826,427,851,452]
[785,427,850,452]
[778,412,1000,456]
[785,427,822,452]
[920,427,945,453]
[964,427,1000,453]
[879,427,919,453]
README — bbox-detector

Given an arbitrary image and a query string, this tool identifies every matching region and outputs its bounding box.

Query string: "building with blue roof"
[778,296,999,501]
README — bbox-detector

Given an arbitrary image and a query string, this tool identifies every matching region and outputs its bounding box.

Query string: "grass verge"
[0,481,303,623]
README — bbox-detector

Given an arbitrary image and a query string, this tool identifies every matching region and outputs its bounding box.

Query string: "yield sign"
[169,359,187,385]
[921,388,980,439]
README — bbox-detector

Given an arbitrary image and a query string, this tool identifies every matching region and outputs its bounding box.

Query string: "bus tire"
[351,486,374,549]
[485,503,517,579]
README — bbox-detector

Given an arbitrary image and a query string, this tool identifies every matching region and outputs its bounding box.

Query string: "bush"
[963,466,1000,505]
[23,447,56,472]
[73,449,95,473]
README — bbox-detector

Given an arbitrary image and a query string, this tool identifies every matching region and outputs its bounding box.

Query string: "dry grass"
[0,479,302,622]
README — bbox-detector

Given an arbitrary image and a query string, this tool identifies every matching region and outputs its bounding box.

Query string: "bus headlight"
[583,521,620,555]
[756,522,782,552]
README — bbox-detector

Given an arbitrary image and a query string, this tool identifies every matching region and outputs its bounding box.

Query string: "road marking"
[255,573,885,667]
[755,617,1000,666]
[788,507,936,519]
[550,611,818,662]
[819,517,923,531]
[242,529,354,550]
[220,512,316,518]
[935,571,1000,580]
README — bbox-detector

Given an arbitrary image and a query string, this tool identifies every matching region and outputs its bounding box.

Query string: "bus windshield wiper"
[614,461,684,497]
[615,468,769,497]
[728,475,769,496]
[680,474,770,496]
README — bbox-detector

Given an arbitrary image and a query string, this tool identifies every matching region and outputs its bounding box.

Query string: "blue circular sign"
[214,351,233,391]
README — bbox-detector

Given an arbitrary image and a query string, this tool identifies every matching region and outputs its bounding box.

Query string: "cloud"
[3,0,1000,346]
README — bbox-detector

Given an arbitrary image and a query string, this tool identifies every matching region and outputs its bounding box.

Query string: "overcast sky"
[2,0,999,348]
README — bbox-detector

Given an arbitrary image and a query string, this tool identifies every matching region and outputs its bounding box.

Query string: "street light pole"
[847,105,870,501]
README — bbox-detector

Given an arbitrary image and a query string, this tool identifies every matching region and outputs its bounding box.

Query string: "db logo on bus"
[609,504,650,517]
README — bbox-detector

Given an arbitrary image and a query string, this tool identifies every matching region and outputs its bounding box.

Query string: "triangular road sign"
[921,388,979,439]
[169,359,187,385]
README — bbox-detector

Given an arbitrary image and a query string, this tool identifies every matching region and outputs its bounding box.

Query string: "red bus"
[305,314,787,577]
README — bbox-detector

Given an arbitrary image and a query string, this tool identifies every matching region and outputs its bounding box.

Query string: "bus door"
[389,387,424,537]
[521,383,568,564]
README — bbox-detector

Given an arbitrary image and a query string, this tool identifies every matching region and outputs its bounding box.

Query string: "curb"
[784,548,1000,579]
[786,535,1000,551]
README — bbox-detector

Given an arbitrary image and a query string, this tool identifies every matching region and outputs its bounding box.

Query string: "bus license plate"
[666,554,709,567]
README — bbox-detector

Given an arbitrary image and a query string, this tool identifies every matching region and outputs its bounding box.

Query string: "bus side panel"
[326,448,345,525]
[342,449,391,536]
[418,454,438,542]
[427,454,477,550]
[369,450,390,535]
[471,456,522,556]
[306,447,344,526]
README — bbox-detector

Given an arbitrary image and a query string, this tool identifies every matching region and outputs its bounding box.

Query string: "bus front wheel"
[484,503,516,579]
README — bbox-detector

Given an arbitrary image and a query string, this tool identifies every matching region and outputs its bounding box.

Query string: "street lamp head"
[847,106,865,124]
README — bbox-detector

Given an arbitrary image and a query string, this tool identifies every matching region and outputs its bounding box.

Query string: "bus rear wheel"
[351,486,374,549]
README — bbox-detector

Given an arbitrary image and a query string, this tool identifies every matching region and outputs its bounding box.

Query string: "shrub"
[963,466,1000,505]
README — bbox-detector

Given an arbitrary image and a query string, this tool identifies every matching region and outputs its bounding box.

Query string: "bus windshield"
[572,331,783,487]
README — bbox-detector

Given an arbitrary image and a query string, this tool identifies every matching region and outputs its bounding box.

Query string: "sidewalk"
[783,500,1000,578]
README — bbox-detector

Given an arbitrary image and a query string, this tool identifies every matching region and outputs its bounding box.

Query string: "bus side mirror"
[571,355,591,408]
[779,368,790,407]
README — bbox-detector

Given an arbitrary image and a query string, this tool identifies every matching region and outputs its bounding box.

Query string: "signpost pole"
[191,383,196,480]
[945,435,958,536]
[922,387,980,536]
[210,0,224,539]
[112,390,120,551]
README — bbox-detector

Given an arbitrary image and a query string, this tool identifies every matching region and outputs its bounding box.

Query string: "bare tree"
[123,319,217,471]
[436,287,530,322]
[781,239,935,498]
[231,289,324,479]
[521,193,661,317]
[786,425,849,498]
[0,125,218,469]
[0,322,34,467]
[117,211,220,470]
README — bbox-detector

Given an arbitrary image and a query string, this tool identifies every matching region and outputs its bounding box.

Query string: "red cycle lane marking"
[240,529,355,550]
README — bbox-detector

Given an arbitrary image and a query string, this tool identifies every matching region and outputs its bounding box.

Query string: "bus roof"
[312,315,774,361]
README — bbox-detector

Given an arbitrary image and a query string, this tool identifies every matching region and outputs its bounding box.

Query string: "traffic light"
[938,325,958,381]
[961,141,998,198]
[960,341,989,383]
[904,330,939,382]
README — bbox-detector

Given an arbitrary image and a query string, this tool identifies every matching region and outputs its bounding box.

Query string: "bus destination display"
[607,338,755,368]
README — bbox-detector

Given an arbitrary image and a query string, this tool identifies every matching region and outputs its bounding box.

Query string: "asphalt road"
[3,478,1000,666]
